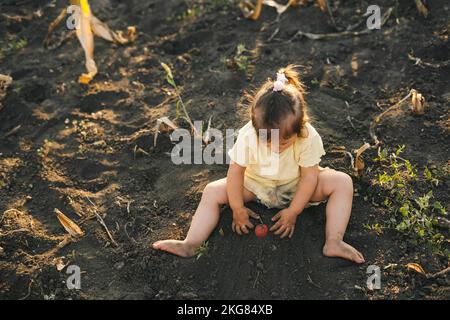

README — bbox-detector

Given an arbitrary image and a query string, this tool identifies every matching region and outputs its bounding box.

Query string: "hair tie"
[272,72,288,92]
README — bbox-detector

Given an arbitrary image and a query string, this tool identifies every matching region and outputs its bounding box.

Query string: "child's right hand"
[232,207,260,235]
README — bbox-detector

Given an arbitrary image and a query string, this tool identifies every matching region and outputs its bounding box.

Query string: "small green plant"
[0,38,27,61]
[424,166,439,186]
[234,44,251,73]
[67,250,77,261]
[161,63,193,125]
[372,145,448,256]
[195,241,209,260]
[13,82,23,95]
[363,223,383,235]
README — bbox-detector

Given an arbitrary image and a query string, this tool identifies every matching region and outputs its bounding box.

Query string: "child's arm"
[288,165,319,214]
[227,161,259,235]
[227,161,246,211]
[270,165,319,238]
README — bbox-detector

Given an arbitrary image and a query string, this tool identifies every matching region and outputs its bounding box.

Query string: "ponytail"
[278,64,306,95]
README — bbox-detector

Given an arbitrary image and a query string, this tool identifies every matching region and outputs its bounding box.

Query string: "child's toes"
[152,241,162,250]
[352,250,365,264]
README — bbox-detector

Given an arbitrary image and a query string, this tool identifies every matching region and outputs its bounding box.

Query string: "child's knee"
[336,172,353,192]
[203,182,216,195]
[203,181,226,203]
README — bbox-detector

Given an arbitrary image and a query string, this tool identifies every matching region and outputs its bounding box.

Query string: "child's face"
[267,134,297,153]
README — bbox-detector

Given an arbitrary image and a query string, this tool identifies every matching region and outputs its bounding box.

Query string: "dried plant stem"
[408,53,450,69]
[291,7,393,41]
[86,196,119,247]
[428,266,450,279]
[369,90,414,145]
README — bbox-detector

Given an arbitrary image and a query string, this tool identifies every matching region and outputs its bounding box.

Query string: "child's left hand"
[270,208,298,239]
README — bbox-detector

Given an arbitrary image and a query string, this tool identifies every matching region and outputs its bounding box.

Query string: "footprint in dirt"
[78,160,112,181]
[79,90,129,113]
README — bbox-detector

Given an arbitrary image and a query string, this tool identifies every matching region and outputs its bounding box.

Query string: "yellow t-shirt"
[228,121,326,187]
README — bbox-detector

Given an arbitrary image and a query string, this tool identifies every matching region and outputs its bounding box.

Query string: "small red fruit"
[255,224,268,238]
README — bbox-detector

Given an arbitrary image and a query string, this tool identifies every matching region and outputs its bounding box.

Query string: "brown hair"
[249,65,309,141]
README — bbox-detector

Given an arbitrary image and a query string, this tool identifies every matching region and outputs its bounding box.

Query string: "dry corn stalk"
[369,89,426,145]
[411,89,425,114]
[354,143,370,174]
[54,208,84,237]
[44,0,136,84]
[76,0,96,84]
[330,143,370,176]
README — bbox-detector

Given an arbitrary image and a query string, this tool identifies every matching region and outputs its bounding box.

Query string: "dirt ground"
[0,0,449,300]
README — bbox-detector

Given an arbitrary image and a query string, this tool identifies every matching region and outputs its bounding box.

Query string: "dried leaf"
[264,0,290,15]
[55,208,84,237]
[90,16,136,45]
[54,257,68,271]
[406,263,426,275]
[153,117,178,147]
[411,89,425,114]
[414,0,428,18]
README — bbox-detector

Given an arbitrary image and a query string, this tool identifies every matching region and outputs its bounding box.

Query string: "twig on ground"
[3,125,21,138]
[86,196,119,247]
[0,228,29,237]
[291,7,393,41]
[124,222,138,244]
[369,89,414,145]
[253,271,260,289]
[408,53,450,69]
[306,274,321,289]
[428,266,450,279]
[42,235,73,258]
[18,279,34,300]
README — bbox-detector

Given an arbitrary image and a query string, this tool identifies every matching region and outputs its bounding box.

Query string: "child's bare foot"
[323,239,365,264]
[152,240,196,257]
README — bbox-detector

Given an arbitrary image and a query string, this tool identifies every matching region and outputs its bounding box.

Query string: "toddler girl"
[153,65,365,264]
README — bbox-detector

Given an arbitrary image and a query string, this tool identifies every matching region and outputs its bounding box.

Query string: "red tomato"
[255,224,268,238]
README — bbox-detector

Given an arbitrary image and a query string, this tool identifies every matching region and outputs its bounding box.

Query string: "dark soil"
[0,0,449,300]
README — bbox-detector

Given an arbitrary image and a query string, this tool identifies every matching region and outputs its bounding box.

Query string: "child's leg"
[309,168,365,264]
[152,178,256,257]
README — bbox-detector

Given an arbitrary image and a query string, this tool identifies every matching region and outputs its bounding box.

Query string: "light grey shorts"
[244,167,329,209]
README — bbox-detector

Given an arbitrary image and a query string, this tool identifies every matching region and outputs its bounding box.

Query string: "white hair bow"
[273,72,288,92]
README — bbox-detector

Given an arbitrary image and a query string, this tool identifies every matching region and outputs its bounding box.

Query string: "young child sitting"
[153,65,365,264]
